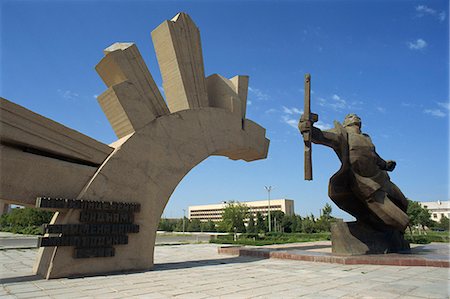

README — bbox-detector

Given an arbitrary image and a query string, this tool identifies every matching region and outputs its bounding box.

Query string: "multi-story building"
[188,199,295,222]
[419,200,450,222]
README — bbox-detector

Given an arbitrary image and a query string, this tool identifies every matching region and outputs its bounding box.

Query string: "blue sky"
[2,0,448,220]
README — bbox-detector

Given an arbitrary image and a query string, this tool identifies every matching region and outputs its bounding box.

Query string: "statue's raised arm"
[298,112,410,255]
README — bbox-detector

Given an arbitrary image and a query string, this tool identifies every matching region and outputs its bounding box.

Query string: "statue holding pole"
[298,74,410,254]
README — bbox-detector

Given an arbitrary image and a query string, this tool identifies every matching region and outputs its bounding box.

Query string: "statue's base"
[331,220,410,255]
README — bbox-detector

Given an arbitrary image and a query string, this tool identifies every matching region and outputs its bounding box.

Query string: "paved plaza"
[1,243,449,298]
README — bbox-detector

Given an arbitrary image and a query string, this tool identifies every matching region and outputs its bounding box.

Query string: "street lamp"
[264,186,273,232]
[182,209,186,233]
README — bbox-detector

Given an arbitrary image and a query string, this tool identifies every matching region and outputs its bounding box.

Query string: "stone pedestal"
[331,220,410,255]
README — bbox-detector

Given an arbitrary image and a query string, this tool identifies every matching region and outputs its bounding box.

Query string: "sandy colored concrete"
[1,12,269,279]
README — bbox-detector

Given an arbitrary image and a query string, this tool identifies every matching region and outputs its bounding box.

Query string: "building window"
[433,213,437,218]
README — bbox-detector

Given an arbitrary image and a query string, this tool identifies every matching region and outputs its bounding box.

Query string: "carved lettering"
[74,247,115,258]
[36,197,141,212]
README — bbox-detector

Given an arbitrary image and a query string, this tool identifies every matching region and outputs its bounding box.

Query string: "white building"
[188,199,295,222]
[419,200,450,222]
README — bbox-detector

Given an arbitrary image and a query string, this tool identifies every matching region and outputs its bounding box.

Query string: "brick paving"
[0,244,449,298]
[218,242,450,268]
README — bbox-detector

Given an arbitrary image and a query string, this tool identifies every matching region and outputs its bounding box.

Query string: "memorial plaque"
[79,211,134,223]
[36,197,140,258]
[43,224,139,235]
[36,197,140,212]
[75,247,115,258]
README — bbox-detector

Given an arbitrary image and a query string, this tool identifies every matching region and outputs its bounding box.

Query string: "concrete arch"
[35,108,268,278]
[0,12,269,278]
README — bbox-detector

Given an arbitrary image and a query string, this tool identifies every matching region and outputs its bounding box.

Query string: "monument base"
[331,220,410,255]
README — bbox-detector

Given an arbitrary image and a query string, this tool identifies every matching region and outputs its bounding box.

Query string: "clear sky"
[2,0,448,220]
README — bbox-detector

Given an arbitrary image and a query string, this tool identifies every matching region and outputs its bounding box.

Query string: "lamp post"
[264,186,272,232]
[182,209,186,233]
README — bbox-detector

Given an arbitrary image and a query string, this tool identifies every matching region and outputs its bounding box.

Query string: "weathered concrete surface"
[331,220,410,255]
[152,13,209,112]
[36,108,268,279]
[0,12,269,279]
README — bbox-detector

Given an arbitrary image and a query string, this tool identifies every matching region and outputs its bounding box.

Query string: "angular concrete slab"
[97,81,156,138]
[0,98,113,165]
[206,74,242,116]
[152,13,209,112]
[230,75,249,119]
[95,43,169,117]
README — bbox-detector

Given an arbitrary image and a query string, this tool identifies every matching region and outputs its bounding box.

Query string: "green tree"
[407,200,432,230]
[255,211,266,233]
[316,203,334,232]
[267,210,284,232]
[246,214,256,233]
[201,220,217,232]
[436,216,449,231]
[281,214,294,233]
[293,215,303,232]
[322,203,332,219]
[0,207,54,235]
[174,217,189,232]
[218,201,248,233]
[302,214,317,233]
[187,219,201,232]
[158,218,175,231]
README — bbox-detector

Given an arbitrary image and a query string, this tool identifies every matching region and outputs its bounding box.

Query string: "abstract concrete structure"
[299,113,410,255]
[0,12,269,278]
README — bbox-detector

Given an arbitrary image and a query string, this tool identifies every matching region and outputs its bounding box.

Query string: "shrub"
[210,232,331,246]
[0,207,53,235]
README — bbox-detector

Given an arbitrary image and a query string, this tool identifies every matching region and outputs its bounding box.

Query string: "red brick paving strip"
[218,246,450,268]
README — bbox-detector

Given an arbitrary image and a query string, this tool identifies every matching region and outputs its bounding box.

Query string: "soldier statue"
[299,75,410,254]
[299,114,409,233]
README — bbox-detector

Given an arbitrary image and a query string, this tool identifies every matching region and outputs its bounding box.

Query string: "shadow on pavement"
[0,274,42,284]
[0,256,263,283]
[154,256,263,271]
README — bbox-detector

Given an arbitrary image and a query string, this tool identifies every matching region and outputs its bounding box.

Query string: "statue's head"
[343,113,361,128]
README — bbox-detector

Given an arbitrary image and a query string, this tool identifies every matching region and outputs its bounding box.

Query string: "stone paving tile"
[343,290,401,298]
[0,244,449,298]
[129,293,161,299]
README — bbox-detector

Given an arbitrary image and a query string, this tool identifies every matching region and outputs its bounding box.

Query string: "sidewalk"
[0,232,213,250]
[0,232,38,250]
[1,244,449,298]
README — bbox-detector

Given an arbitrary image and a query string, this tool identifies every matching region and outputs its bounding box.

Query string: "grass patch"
[0,225,43,235]
[210,232,331,246]
[211,231,449,246]
[405,231,449,244]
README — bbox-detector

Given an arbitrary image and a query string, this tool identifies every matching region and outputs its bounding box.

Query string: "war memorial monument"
[0,12,415,281]
[299,74,410,255]
[0,13,269,279]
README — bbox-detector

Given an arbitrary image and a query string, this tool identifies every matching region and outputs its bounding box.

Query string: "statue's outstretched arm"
[374,150,396,171]
[298,118,339,150]
[310,127,340,150]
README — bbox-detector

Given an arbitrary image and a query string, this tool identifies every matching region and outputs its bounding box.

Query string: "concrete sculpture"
[299,103,410,254]
[0,12,269,278]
